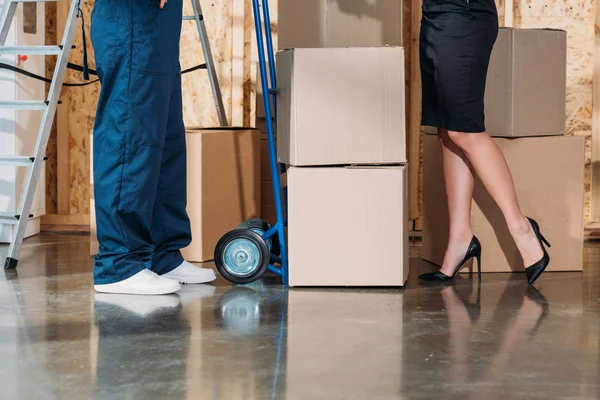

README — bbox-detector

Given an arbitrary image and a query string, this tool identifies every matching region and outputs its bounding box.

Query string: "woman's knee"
[446,130,482,151]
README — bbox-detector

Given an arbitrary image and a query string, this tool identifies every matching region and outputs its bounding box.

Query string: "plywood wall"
[513,0,594,222]
[46,0,595,226]
[45,0,257,225]
[44,2,58,215]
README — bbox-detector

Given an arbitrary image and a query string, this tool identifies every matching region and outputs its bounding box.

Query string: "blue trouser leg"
[91,0,190,285]
[150,76,191,275]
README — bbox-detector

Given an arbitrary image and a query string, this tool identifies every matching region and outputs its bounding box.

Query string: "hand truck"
[214,0,288,285]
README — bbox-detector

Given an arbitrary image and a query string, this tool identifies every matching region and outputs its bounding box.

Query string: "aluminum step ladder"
[187,0,227,126]
[0,0,227,270]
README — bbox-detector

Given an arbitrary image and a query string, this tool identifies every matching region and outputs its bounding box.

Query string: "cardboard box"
[90,133,99,255]
[183,128,261,262]
[277,47,406,166]
[261,205,277,225]
[484,28,567,137]
[257,118,279,224]
[278,0,402,50]
[288,165,409,286]
[91,190,98,256]
[256,65,276,120]
[421,134,584,272]
[259,0,403,119]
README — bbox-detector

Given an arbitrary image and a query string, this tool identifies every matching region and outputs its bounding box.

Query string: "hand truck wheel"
[237,218,280,256]
[215,229,270,284]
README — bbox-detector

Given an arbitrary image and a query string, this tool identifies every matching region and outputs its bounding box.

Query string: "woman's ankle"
[506,215,531,237]
[448,229,474,247]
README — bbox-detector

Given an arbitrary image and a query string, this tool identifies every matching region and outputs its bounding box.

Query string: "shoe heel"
[541,234,551,248]
[476,253,482,281]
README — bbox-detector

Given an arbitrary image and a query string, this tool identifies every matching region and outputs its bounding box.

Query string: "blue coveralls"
[91,0,191,284]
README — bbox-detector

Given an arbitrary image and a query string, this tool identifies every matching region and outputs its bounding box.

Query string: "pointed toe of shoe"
[526,262,547,285]
[525,267,535,284]
[418,272,435,280]
[419,271,452,281]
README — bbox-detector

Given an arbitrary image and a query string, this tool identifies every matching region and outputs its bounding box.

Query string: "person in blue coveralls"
[91,0,216,295]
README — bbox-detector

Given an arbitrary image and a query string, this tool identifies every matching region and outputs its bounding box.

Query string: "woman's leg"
[438,129,477,276]
[446,130,543,267]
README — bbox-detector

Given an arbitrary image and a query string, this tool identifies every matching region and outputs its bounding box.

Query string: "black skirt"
[420,0,499,133]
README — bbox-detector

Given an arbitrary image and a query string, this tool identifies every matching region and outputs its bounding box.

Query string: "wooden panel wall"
[44,2,58,215]
[44,0,257,227]
[590,0,600,222]
[513,0,594,223]
[45,0,596,228]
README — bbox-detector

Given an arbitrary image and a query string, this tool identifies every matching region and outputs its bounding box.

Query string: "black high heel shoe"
[419,236,482,282]
[524,217,551,285]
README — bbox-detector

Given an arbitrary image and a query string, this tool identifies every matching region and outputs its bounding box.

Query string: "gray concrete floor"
[0,233,599,400]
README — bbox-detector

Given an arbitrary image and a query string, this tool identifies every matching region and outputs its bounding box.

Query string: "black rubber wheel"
[237,218,281,256]
[214,229,271,284]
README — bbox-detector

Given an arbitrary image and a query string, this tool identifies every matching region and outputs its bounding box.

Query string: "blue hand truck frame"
[213,0,288,285]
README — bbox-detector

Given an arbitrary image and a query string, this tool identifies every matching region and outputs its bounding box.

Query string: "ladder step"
[0,46,63,55]
[0,156,46,166]
[0,100,48,110]
[183,15,202,20]
[0,213,19,225]
[0,156,33,166]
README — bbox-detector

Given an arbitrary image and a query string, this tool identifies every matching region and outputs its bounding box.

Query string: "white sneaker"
[161,260,217,284]
[94,269,181,295]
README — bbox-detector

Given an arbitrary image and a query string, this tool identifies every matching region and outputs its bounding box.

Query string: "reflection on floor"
[0,234,599,399]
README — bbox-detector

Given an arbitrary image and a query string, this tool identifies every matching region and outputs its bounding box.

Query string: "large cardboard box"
[183,128,260,262]
[485,28,567,137]
[422,134,584,272]
[278,0,403,50]
[277,47,406,166]
[288,166,409,286]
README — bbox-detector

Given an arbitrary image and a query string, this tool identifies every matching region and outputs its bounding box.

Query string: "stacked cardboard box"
[257,0,405,222]
[278,47,409,287]
[181,128,261,262]
[256,119,278,225]
[422,28,585,273]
